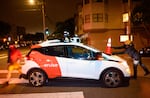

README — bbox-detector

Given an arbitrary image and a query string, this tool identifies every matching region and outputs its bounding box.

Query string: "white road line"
[0,78,28,84]
[0,54,7,56]
[0,92,84,98]
[0,70,19,74]
[0,55,7,59]
[0,53,26,59]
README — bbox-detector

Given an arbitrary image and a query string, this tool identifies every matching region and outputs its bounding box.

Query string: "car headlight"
[126,67,131,75]
[139,51,143,54]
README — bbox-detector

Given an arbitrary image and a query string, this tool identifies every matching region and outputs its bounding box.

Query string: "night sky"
[0,0,81,33]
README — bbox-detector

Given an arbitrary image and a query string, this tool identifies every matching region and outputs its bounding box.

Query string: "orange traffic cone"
[105,37,112,55]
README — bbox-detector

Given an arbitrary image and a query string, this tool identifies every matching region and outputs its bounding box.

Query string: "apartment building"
[76,0,143,51]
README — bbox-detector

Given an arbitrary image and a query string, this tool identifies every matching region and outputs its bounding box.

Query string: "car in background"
[139,47,150,57]
[20,40,131,88]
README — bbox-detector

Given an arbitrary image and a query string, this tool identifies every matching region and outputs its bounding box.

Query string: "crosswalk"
[0,52,27,59]
[0,78,28,84]
[0,52,27,85]
[0,92,84,98]
[0,70,28,84]
[0,54,8,59]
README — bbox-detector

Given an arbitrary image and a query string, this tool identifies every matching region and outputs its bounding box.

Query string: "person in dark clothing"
[112,40,150,79]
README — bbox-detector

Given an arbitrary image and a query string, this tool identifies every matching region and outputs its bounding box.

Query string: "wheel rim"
[29,71,45,86]
[104,71,121,87]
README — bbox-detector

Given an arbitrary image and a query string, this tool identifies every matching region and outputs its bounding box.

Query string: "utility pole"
[127,0,131,35]
[28,0,46,40]
[41,1,46,40]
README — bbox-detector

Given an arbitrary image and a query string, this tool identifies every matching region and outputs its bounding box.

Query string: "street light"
[29,0,35,5]
[128,0,131,35]
[28,0,46,40]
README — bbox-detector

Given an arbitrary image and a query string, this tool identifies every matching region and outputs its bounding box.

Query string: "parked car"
[20,40,131,88]
[139,47,150,57]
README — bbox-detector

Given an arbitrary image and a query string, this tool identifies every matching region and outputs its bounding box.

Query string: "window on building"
[85,14,90,23]
[92,0,103,2]
[122,0,128,3]
[105,13,108,23]
[85,0,90,4]
[92,13,103,22]
[104,0,108,4]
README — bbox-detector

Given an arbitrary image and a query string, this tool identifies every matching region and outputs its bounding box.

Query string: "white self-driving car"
[21,40,131,88]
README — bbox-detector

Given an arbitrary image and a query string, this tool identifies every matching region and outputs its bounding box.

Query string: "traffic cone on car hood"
[105,37,112,55]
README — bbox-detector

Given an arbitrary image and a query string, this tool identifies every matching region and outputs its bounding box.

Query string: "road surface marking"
[0,78,28,84]
[0,54,7,56]
[0,92,84,98]
[0,70,19,74]
[0,53,26,59]
[0,55,7,59]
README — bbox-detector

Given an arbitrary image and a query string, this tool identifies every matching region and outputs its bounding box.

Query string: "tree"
[35,32,44,41]
[16,26,26,41]
[53,22,65,39]
[0,21,11,37]
[23,34,35,41]
[131,0,150,45]
[64,18,75,37]
[49,17,75,40]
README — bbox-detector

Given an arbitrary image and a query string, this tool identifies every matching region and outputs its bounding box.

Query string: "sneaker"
[19,74,24,79]
[3,81,9,85]
[0,81,9,88]
[19,74,22,79]
[144,72,150,76]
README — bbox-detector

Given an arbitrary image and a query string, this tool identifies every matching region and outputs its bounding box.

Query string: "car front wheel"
[28,69,47,87]
[101,68,123,88]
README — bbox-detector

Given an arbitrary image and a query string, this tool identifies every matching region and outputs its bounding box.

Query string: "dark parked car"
[139,47,150,57]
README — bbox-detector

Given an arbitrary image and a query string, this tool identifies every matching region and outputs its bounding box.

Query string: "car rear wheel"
[28,69,47,87]
[101,68,123,88]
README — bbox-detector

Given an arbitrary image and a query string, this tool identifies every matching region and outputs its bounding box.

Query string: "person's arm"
[112,51,125,55]
[112,45,126,55]
[112,45,125,49]
[7,49,11,63]
[17,50,22,59]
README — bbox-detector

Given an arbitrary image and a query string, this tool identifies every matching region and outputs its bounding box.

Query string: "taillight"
[26,56,34,61]
[97,57,104,60]
[25,56,30,60]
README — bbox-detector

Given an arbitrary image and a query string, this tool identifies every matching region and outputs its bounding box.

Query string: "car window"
[67,45,96,60]
[30,48,45,55]
[44,46,65,57]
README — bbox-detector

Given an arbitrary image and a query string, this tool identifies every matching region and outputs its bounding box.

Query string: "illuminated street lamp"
[28,0,46,40]
[128,0,131,35]
[29,0,35,5]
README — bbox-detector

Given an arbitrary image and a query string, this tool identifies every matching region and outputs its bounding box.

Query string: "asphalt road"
[0,47,150,98]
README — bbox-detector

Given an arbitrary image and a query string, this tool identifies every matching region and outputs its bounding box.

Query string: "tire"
[28,69,47,87]
[101,68,123,88]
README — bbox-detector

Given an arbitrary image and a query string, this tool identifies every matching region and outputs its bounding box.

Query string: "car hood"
[102,53,125,62]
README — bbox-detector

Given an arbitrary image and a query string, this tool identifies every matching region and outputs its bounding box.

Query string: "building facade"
[77,0,144,51]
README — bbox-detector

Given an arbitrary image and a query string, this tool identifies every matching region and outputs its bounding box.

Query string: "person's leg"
[133,64,138,79]
[6,65,14,82]
[133,60,139,79]
[14,62,22,79]
[2,65,14,85]
[139,61,150,76]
